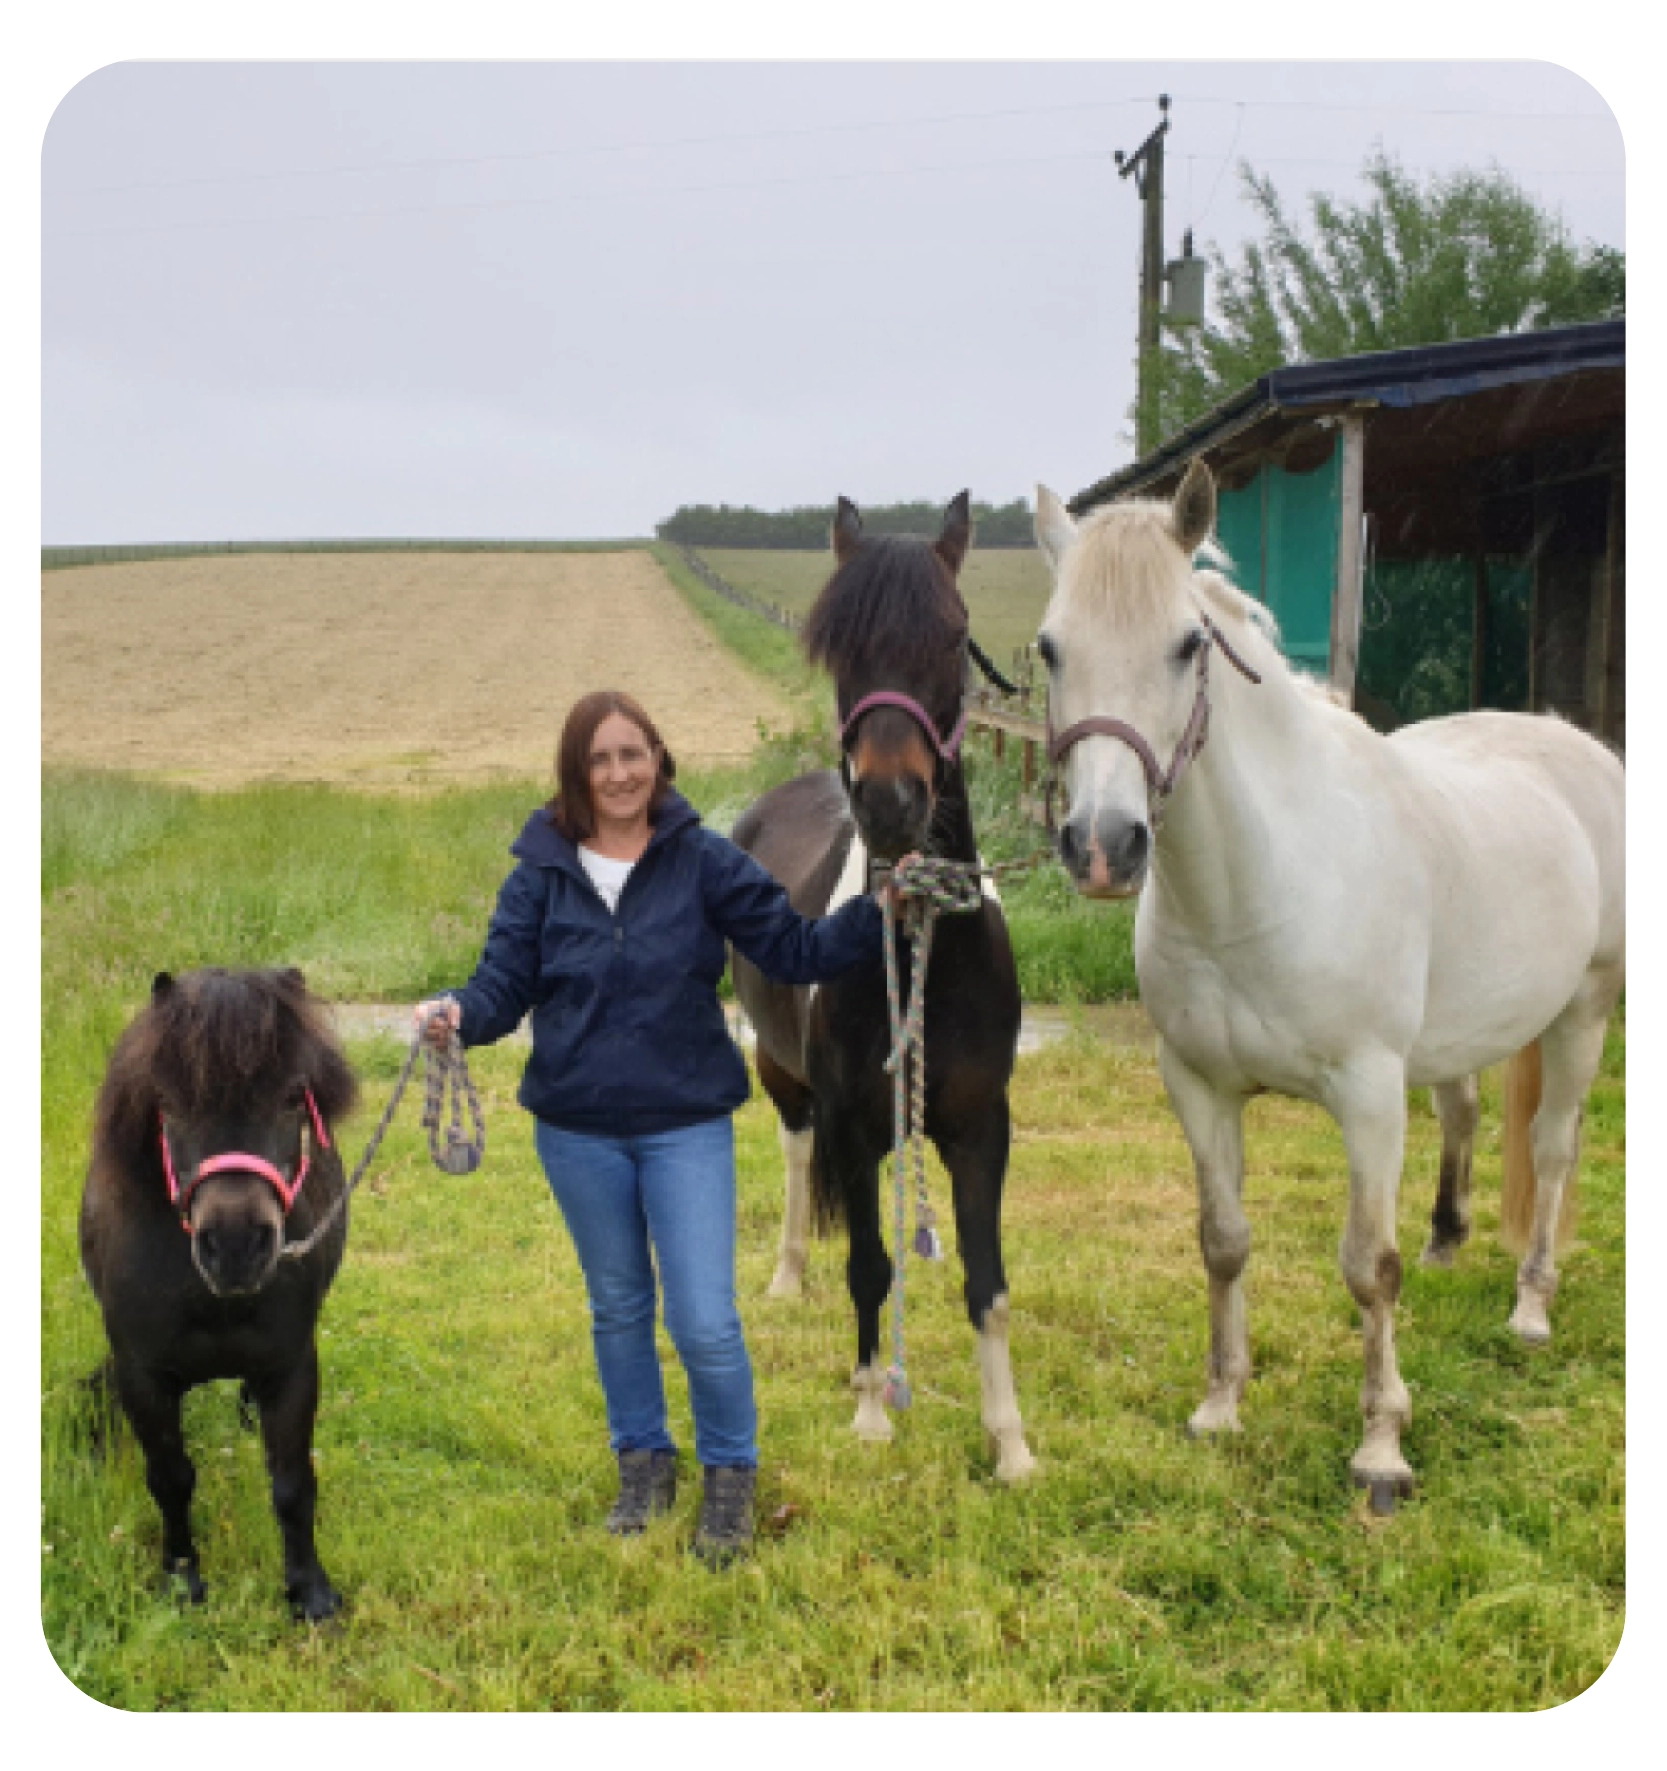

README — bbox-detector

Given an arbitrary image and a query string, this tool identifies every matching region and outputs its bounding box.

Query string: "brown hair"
[546,690,677,841]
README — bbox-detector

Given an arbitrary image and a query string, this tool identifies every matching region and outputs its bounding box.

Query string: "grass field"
[40,766,1625,1711]
[37,540,1626,1712]
[697,546,1054,675]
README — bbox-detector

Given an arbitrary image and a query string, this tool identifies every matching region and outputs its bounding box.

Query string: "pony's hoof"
[765,1268,804,1301]
[1418,1240,1457,1269]
[166,1559,206,1605]
[1353,1467,1415,1514]
[853,1415,894,1445]
[289,1579,343,1624]
[1186,1401,1242,1438]
[1508,1301,1552,1345]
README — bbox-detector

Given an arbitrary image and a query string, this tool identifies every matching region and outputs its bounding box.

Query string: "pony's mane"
[95,967,357,1158]
[801,535,967,683]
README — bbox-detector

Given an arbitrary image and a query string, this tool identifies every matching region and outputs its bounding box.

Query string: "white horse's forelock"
[1056,501,1359,717]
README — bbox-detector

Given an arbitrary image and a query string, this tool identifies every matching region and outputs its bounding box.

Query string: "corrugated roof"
[1071,319,1625,514]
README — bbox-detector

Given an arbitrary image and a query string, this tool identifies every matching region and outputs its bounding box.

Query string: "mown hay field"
[41,550,795,789]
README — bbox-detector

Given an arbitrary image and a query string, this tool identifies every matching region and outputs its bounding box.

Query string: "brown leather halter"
[1045,613,1263,833]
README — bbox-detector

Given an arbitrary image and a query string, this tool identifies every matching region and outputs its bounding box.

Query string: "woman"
[416,689,892,1567]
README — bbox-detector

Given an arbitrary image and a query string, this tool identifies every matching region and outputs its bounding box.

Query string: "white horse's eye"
[1036,633,1059,672]
[1176,628,1206,665]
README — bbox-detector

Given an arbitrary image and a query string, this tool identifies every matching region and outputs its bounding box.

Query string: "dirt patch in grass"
[42,550,794,787]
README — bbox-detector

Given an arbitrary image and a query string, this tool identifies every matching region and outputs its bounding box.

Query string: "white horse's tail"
[1499,1041,1578,1254]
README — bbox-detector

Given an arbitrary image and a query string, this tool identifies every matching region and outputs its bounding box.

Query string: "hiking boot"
[606,1449,678,1536]
[693,1464,756,1568]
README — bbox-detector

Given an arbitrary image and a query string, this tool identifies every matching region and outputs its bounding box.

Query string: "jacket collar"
[511,789,702,877]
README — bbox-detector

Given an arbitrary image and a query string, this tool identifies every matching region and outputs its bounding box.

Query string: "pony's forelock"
[801,534,968,684]
[95,969,357,1159]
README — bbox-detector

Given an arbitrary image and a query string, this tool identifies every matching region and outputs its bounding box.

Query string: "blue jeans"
[534,1115,757,1469]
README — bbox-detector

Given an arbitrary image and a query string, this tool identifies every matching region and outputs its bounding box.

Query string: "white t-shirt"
[578,845,634,912]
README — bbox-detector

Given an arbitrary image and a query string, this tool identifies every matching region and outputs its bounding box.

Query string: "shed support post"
[1329,412,1367,704]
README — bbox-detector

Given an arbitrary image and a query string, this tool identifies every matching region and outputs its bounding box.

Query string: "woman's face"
[587,711,659,830]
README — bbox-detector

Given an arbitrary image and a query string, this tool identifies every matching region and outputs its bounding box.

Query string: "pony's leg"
[939,1097,1037,1483]
[758,1050,816,1299]
[113,1357,204,1601]
[1420,1075,1479,1267]
[1328,1056,1415,1507]
[1160,1042,1251,1435]
[821,1110,892,1443]
[251,1343,341,1622]
[1508,990,1615,1344]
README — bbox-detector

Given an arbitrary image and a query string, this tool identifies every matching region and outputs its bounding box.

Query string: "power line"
[46,146,1115,241]
[45,148,1623,244]
[59,91,1614,202]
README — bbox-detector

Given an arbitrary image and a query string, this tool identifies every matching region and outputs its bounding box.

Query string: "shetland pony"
[80,967,358,1615]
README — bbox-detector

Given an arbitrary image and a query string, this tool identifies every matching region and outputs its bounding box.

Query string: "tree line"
[656,496,1034,550]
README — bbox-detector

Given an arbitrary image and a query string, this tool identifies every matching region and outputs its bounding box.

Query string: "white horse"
[1034,461,1625,1510]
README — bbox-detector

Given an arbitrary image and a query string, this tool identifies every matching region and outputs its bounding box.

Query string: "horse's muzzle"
[850,770,932,863]
[189,1179,285,1296]
[1058,811,1149,899]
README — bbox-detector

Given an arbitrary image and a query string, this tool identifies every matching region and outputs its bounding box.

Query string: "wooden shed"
[1070,319,1625,748]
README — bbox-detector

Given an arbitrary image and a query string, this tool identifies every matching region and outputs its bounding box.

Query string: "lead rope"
[280,1008,486,1261]
[875,855,989,1410]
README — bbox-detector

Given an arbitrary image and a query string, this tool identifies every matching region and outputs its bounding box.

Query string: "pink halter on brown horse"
[729,492,1037,1482]
[79,967,358,1619]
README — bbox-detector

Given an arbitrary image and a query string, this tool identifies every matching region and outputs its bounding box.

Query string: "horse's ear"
[934,490,972,577]
[1034,486,1077,572]
[832,497,863,564]
[1171,458,1216,556]
[151,972,175,1001]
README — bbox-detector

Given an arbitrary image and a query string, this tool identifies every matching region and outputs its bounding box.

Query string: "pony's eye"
[1176,628,1206,665]
[1036,632,1058,672]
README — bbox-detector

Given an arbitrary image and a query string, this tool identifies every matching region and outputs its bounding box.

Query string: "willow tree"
[1150,153,1625,443]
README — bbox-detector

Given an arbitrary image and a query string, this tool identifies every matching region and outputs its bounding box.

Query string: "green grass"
[696,546,1054,674]
[41,771,1624,1709]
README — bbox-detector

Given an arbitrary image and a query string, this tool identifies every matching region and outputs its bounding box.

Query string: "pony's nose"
[194,1219,278,1293]
[850,771,930,860]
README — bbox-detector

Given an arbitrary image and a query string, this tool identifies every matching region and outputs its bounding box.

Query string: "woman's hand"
[413,998,461,1047]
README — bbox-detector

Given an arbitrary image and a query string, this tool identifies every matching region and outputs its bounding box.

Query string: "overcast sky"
[41,58,1625,543]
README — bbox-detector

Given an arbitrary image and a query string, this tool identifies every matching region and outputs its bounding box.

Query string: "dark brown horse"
[730,493,1037,1481]
[80,967,358,1619]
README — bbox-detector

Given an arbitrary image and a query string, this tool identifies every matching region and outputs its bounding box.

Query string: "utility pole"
[1115,94,1170,456]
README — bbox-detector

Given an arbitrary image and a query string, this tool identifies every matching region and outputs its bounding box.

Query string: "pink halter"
[159,1089,331,1226]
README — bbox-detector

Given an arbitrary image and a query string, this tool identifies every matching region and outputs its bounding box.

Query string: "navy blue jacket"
[449,791,881,1135]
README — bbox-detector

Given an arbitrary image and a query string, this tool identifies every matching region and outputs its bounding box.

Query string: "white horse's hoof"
[853,1413,893,1444]
[765,1268,804,1300]
[1509,1310,1552,1346]
[1187,1399,1243,1437]
[993,1440,1039,1484]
